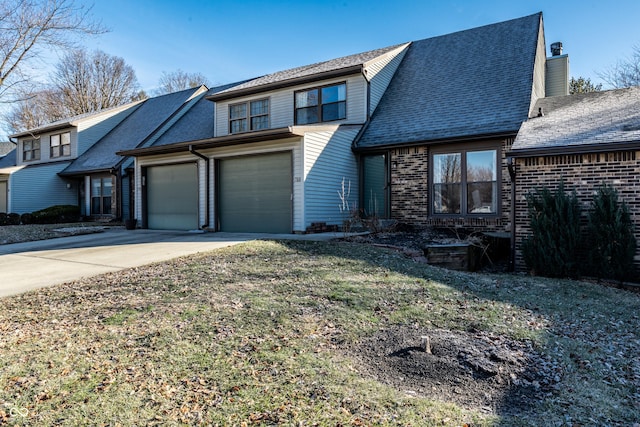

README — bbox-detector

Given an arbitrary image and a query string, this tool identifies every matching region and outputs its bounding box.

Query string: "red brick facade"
[513,150,640,271]
[389,138,514,234]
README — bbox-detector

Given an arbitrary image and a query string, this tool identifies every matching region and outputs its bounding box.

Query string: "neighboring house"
[120,43,410,232]
[509,86,640,270]
[2,103,142,214]
[0,142,17,213]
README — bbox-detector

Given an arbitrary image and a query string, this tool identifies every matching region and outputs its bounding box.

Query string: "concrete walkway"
[0,228,347,298]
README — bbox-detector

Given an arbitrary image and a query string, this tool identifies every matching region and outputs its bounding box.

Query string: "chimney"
[546,42,569,96]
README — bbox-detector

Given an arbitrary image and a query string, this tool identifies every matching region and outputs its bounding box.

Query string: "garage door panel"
[147,163,198,230]
[219,152,292,233]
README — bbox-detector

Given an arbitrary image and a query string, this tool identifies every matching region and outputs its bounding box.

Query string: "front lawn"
[0,240,638,425]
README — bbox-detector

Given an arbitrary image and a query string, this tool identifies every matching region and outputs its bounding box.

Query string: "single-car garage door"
[218,152,292,233]
[146,163,198,230]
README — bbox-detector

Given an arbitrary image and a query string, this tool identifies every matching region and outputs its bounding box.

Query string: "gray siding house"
[120,44,409,232]
[1,103,141,214]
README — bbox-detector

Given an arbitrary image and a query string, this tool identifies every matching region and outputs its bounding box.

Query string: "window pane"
[103,197,112,215]
[91,197,101,214]
[91,178,102,196]
[250,99,268,115]
[296,107,318,125]
[433,183,461,214]
[433,153,461,184]
[34,141,40,149]
[230,118,247,133]
[295,89,318,108]
[62,132,71,145]
[62,144,71,156]
[468,182,497,214]
[321,84,346,103]
[322,101,346,121]
[33,148,40,160]
[251,115,268,130]
[467,150,496,182]
[51,135,60,147]
[229,104,246,119]
[24,141,32,150]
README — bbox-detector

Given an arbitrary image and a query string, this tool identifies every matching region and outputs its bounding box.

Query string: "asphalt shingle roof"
[0,142,16,157]
[62,87,202,174]
[152,81,250,147]
[512,86,640,152]
[212,44,405,97]
[356,13,542,148]
[0,148,16,168]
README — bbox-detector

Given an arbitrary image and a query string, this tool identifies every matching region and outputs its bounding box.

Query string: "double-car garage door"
[145,152,292,233]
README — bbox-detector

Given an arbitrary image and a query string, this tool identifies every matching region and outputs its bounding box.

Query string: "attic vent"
[622,123,640,131]
[550,42,563,56]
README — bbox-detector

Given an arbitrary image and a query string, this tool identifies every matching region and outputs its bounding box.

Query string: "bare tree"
[53,49,141,115]
[4,88,65,133]
[156,69,209,94]
[4,49,142,133]
[598,45,640,89]
[0,0,106,103]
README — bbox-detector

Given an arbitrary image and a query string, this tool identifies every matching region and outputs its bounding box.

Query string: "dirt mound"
[346,326,561,415]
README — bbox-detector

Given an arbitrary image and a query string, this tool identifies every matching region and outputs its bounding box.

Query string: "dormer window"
[229,98,270,134]
[22,139,40,162]
[50,132,71,158]
[295,82,346,125]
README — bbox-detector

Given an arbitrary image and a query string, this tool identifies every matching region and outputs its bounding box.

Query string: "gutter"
[208,65,363,102]
[507,157,517,272]
[507,140,640,158]
[189,145,209,229]
[353,130,519,152]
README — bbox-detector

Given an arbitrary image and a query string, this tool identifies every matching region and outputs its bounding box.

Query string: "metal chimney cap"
[550,42,563,56]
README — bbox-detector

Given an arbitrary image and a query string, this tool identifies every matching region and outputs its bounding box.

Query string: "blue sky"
[76,0,639,93]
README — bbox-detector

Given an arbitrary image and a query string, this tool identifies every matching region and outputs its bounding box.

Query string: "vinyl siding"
[10,162,77,213]
[530,21,547,114]
[365,44,409,115]
[215,76,367,137]
[303,127,361,227]
[75,104,140,155]
[545,55,570,97]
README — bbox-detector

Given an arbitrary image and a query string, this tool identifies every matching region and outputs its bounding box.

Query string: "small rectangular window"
[22,139,40,162]
[295,83,346,125]
[229,98,269,134]
[50,132,71,158]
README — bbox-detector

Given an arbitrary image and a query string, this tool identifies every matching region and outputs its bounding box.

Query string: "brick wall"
[389,139,513,234]
[514,150,640,271]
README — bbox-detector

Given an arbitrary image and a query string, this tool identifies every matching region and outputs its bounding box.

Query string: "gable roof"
[8,101,143,139]
[209,44,406,101]
[151,81,250,147]
[510,86,640,156]
[61,86,204,175]
[355,13,543,149]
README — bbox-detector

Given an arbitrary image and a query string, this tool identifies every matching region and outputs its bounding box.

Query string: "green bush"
[20,212,33,225]
[585,184,637,282]
[522,181,582,278]
[7,213,21,225]
[31,205,80,224]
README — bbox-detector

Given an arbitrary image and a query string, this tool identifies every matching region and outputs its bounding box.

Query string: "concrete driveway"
[0,228,344,298]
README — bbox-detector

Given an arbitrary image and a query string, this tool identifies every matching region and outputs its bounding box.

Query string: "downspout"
[111,167,123,220]
[507,157,517,272]
[189,145,209,229]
